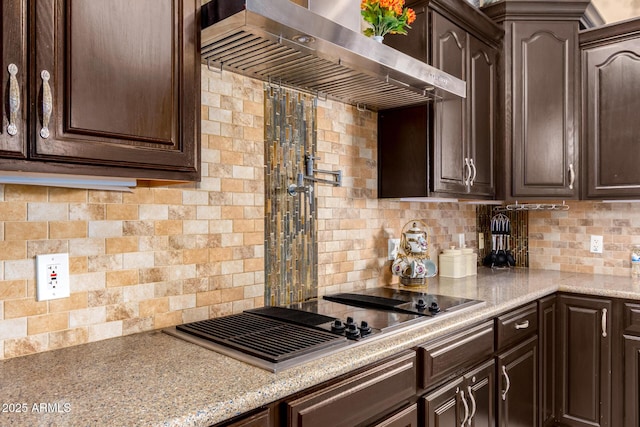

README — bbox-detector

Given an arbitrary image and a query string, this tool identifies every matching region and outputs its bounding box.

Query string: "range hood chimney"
[201,0,466,111]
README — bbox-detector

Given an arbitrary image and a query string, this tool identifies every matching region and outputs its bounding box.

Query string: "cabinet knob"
[40,70,52,139]
[7,64,19,136]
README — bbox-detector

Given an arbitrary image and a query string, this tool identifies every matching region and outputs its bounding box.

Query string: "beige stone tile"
[4,298,47,319]
[49,328,88,350]
[88,288,123,307]
[106,269,139,288]
[5,222,47,240]
[69,307,106,327]
[122,317,154,335]
[49,221,88,239]
[153,311,182,329]
[28,312,69,335]
[106,236,139,254]
[88,321,123,342]
[196,290,221,307]
[0,202,27,220]
[4,333,47,358]
[153,189,183,205]
[106,204,138,220]
[4,185,47,201]
[0,241,27,260]
[0,318,27,340]
[49,292,88,313]
[139,298,169,317]
[69,203,105,221]
[106,302,138,321]
[154,220,183,235]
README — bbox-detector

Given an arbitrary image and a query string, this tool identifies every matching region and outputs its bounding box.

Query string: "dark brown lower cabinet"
[422,359,495,427]
[221,409,271,427]
[497,335,538,427]
[539,295,557,426]
[286,350,416,427]
[372,403,419,427]
[557,295,612,427]
[624,334,640,427]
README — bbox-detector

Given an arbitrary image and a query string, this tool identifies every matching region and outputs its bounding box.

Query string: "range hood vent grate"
[201,0,466,111]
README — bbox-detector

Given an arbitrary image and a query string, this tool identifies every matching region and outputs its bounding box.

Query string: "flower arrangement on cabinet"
[361,0,417,40]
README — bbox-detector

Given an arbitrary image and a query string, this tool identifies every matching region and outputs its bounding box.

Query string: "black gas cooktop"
[166,288,484,372]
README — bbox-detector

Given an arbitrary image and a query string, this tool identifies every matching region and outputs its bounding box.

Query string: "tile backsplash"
[0,66,476,360]
[3,66,638,360]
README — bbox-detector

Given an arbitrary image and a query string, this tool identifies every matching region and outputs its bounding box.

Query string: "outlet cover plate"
[388,238,401,260]
[590,235,603,254]
[36,253,70,301]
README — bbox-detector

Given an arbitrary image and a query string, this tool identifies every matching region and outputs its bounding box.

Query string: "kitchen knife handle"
[602,308,607,338]
[501,365,511,401]
[515,320,530,330]
[7,64,19,136]
[466,386,476,426]
[568,163,575,190]
[469,158,477,186]
[459,389,469,427]
[40,70,52,139]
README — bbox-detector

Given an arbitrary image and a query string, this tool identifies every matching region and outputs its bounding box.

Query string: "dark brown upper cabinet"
[1,0,28,158]
[484,0,589,200]
[0,0,200,182]
[580,18,640,199]
[379,0,501,199]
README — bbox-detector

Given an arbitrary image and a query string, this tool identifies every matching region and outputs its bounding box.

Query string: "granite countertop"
[2,268,640,427]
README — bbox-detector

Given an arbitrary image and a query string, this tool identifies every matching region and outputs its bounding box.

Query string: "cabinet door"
[30,0,199,179]
[286,351,416,427]
[431,12,467,195]
[582,35,640,198]
[624,334,640,427]
[464,359,496,427]
[378,105,428,198]
[497,335,538,427]
[372,403,418,427]
[539,295,557,426]
[467,35,496,198]
[0,0,27,157]
[422,377,466,427]
[511,21,578,198]
[557,295,612,427]
[384,3,428,62]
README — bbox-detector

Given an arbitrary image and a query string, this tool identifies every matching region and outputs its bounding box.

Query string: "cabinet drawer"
[624,302,640,335]
[496,302,538,350]
[417,321,494,389]
[286,351,416,427]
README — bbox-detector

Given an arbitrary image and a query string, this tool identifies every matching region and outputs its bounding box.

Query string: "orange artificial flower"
[361,0,416,38]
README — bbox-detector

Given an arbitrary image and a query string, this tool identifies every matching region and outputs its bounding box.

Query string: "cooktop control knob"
[416,299,427,310]
[345,323,361,339]
[331,319,346,333]
[345,316,355,326]
[428,301,440,314]
[359,320,372,336]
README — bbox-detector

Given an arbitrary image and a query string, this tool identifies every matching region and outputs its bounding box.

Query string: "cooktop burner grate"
[176,313,346,363]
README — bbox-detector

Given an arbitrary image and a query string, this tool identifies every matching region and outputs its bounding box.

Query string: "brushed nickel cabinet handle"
[501,365,511,401]
[40,70,52,139]
[569,163,575,190]
[469,158,477,186]
[464,158,471,186]
[602,308,607,338]
[515,320,530,330]
[459,389,469,427]
[466,386,476,426]
[7,64,19,136]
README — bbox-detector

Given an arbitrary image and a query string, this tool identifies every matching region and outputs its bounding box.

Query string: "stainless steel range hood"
[201,0,466,111]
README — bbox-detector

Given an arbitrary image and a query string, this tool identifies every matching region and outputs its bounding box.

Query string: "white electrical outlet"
[36,253,70,301]
[388,238,401,260]
[478,233,485,250]
[590,235,603,254]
